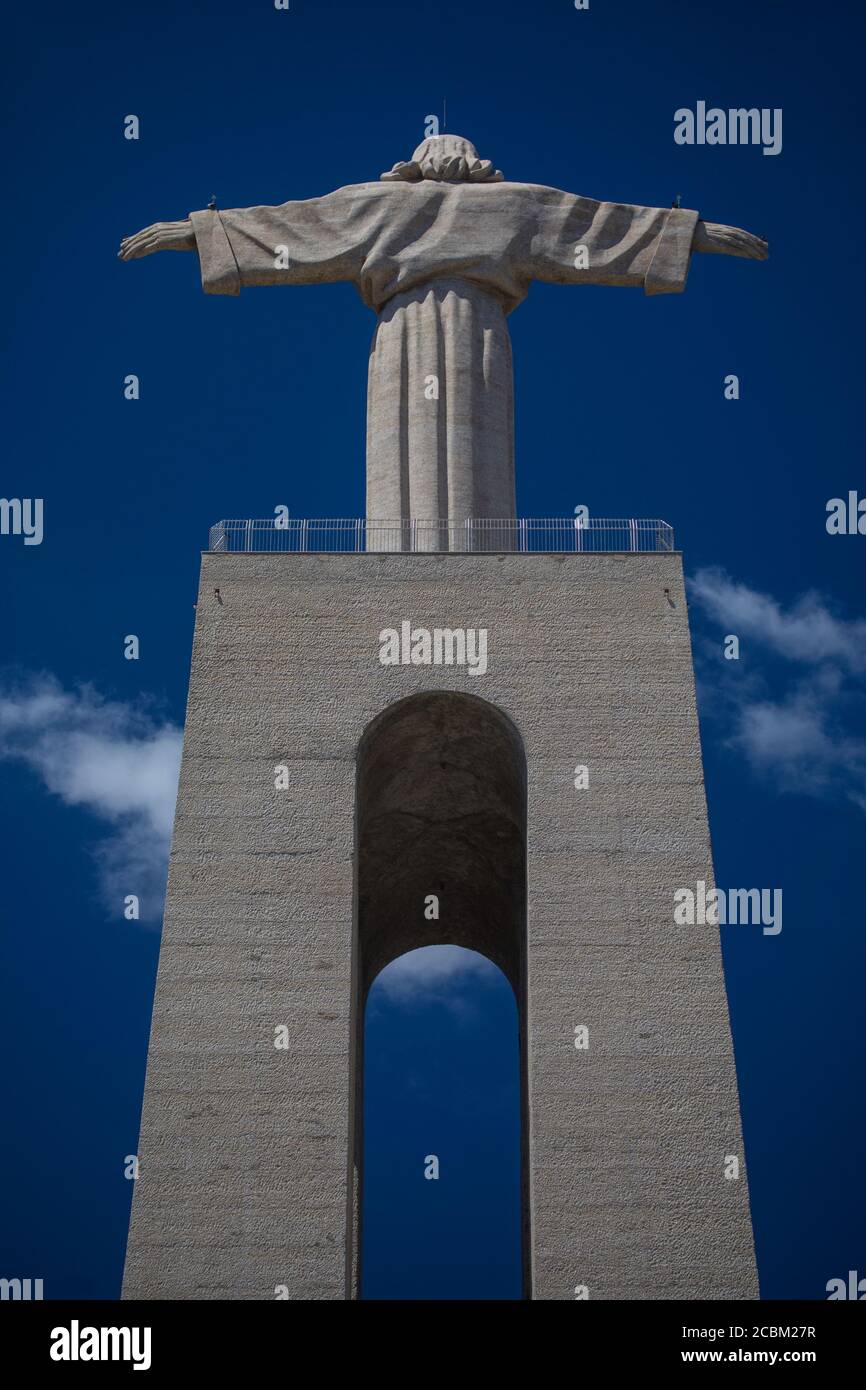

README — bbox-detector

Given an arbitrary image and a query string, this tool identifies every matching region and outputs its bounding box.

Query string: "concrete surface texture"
[123,550,758,1300]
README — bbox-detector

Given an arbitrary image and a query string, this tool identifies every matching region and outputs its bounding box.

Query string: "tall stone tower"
[121,134,763,1300]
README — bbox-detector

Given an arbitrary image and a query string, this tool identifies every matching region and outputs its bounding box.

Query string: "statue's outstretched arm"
[119,219,195,260]
[119,191,372,293]
[693,220,768,260]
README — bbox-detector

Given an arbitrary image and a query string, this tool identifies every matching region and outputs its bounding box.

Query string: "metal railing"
[207,518,675,554]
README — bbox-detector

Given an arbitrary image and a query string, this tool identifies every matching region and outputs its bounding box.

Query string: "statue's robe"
[189,183,698,540]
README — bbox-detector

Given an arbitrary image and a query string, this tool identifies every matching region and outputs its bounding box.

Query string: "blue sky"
[1,0,864,1299]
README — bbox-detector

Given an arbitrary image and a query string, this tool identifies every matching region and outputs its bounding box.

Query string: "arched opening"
[348,691,529,1297]
[362,946,522,1299]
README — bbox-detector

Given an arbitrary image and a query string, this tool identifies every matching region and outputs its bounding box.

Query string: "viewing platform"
[207,518,676,554]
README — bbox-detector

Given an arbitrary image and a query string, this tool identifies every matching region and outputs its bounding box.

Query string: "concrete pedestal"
[123,551,757,1300]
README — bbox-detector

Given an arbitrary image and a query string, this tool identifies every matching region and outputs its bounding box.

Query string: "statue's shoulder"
[463,180,587,205]
[498,180,586,200]
[327,181,392,195]
[323,180,588,207]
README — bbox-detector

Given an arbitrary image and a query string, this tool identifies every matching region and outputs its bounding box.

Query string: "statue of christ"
[120,133,766,530]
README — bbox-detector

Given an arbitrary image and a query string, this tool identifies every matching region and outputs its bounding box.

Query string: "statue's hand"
[693,220,768,260]
[118,219,196,261]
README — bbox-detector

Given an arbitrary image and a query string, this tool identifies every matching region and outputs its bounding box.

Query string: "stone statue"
[120,134,767,532]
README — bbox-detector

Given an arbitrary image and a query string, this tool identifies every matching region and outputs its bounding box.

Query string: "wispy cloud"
[371,945,503,1013]
[0,673,182,921]
[689,569,866,811]
[690,568,866,673]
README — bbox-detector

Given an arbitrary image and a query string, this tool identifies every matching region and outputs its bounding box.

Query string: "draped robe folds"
[189,182,699,548]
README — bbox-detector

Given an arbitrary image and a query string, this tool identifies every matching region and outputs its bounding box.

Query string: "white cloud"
[689,570,866,810]
[0,673,182,921]
[690,567,866,672]
[372,945,503,1010]
[734,688,866,798]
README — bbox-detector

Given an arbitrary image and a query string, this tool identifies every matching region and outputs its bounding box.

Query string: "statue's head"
[380,134,504,183]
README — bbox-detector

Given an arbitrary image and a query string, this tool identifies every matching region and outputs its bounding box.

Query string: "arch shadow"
[346,690,531,1297]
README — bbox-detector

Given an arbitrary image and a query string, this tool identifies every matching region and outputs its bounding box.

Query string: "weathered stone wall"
[123,551,757,1300]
